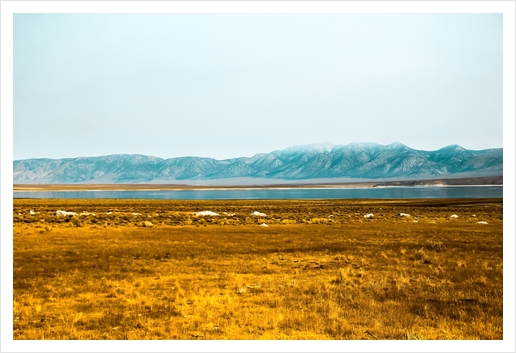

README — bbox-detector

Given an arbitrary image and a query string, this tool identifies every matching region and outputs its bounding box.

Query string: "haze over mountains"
[13,143,503,185]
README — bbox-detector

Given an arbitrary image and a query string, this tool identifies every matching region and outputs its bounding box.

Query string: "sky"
[13,12,503,160]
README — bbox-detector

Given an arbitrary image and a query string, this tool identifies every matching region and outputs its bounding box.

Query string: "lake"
[13,186,503,200]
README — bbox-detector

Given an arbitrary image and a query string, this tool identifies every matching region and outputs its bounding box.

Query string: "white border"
[0,1,514,14]
[2,1,515,352]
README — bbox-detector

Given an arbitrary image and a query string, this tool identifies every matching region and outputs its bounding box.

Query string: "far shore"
[13,176,503,192]
[13,182,379,191]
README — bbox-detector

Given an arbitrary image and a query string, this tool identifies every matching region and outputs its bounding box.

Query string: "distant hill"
[13,142,503,184]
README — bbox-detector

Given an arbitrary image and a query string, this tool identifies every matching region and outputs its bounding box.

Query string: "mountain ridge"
[13,142,503,184]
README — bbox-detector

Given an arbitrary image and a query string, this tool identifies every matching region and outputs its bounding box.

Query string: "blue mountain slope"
[13,143,503,184]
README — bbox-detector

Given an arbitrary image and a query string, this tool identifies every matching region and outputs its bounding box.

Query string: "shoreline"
[13,177,503,192]
[12,184,504,192]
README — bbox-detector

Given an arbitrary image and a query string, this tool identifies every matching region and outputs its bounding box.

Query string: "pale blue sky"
[14,13,502,160]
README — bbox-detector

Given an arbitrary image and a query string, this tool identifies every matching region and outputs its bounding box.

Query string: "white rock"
[131,213,141,216]
[450,214,459,218]
[29,210,35,215]
[398,213,411,217]
[259,223,269,227]
[477,221,488,224]
[56,210,78,216]
[195,211,219,217]
[106,212,113,215]
[251,211,267,217]
[364,213,374,219]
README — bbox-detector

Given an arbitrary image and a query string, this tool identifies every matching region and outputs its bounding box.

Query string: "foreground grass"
[13,199,503,340]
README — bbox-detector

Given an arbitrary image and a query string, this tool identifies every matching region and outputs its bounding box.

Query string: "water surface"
[13,186,503,200]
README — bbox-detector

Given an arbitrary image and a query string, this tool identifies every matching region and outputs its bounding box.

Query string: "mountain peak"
[387,142,407,148]
[306,142,334,152]
[441,144,465,150]
[345,142,382,150]
[281,142,335,154]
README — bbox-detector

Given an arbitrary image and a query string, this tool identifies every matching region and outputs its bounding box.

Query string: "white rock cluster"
[195,211,219,217]
[251,211,267,217]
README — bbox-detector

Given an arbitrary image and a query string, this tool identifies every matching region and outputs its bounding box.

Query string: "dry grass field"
[13,198,503,340]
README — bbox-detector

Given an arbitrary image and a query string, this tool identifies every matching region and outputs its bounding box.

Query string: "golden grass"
[13,199,503,340]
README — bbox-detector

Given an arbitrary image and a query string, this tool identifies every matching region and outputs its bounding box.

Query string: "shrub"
[70,217,83,227]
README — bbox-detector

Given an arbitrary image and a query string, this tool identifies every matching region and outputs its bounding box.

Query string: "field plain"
[13,198,503,340]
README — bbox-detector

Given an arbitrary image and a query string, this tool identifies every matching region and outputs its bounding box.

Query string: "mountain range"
[13,142,503,184]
